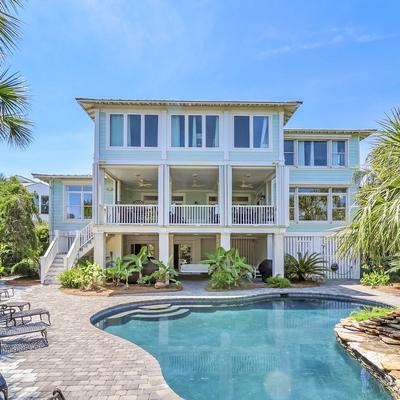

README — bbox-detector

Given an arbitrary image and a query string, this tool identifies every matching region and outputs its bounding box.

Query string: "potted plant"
[123,246,149,284]
[151,257,180,289]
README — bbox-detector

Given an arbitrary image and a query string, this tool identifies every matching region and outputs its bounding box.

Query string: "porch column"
[163,165,170,226]
[159,232,169,264]
[218,165,225,225]
[116,180,121,203]
[273,233,284,276]
[98,168,105,225]
[158,165,164,226]
[93,232,106,268]
[226,166,232,226]
[220,232,231,251]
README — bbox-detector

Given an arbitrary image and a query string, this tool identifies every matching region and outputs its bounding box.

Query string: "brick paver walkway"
[1,280,399,400]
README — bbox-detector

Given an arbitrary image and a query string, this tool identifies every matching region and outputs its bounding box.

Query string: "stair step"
[139,304,172,311]
[129,308,190,321]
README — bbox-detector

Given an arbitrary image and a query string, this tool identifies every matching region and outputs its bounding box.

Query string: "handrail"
[169,205,220,225]
[40,234,59,283]
[104,204,158,225]
[231,205,275,225]
[65,223,94,270]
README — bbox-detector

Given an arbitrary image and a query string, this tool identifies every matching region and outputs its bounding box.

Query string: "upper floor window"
[109,113,158,148]
[65,185,92,220]
[284,140,295,165]
[171,115,219,148]
[284,139,348,167]
[233,115,270,149]
[41,195,49,214]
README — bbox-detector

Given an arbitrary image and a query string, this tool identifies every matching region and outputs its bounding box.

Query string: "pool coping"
[91,291,394,399]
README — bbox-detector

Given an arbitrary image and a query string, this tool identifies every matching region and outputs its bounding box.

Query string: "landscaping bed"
[60,283,182,297]
[5,277,41,286]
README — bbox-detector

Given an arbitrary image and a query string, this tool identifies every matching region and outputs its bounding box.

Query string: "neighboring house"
[16,175,49,221]
[34,98,375,284]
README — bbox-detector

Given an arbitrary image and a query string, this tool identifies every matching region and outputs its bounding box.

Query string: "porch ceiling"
[105,166,158,188]
[170,167,218,191]
[232,168,275,191]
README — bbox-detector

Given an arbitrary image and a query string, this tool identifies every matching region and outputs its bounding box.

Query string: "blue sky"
[1,0,399,177]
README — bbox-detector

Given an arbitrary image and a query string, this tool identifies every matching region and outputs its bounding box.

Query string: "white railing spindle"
[231,205,275,225]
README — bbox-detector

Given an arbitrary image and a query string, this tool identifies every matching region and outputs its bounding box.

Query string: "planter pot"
[155,280,167,289]
[143,261,158,284]
[258,259,273,282]
[128,271,140,284]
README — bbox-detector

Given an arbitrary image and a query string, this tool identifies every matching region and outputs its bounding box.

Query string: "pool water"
[99,299,391,400]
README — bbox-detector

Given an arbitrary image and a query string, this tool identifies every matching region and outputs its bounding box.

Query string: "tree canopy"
[336,109,400,264]
[0,176,38,266]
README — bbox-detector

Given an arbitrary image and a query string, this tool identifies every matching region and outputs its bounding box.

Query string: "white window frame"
[289,186,349,224]
[40,195,49,215]
[106,111,161,151]
[63,183,93,222]
[231,113,273,152]
[167,112,222,151]
[283,138,349,168]
[284,139,296,166]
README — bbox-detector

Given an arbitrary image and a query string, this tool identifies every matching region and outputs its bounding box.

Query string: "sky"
[1,0,399,177]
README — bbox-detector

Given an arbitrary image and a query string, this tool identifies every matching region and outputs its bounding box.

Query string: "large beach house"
[35,98,373,284]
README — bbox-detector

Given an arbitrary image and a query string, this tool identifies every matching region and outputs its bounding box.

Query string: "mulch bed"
[206,280,320,292]
[374,283,400,296]
[60,284,182,297]
[5,277,41,286]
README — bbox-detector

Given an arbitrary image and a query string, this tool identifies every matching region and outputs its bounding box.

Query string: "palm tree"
[336,108,400,265]
[0,0,32,147]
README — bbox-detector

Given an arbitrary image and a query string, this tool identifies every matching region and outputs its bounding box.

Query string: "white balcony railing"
[231,205,275,225]
[169,205,220,225]
[104,204,158,225]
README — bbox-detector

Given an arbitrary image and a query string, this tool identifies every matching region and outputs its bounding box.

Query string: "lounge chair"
[0,321,48,353]
[0,308,51,326]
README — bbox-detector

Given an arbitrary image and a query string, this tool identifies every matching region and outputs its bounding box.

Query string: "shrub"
[349,306,395,321]
[360,271,390,288]
[11,258,39,278]
[266,275,291,288]
[59,268,84,288]
[202,247,254,289]
[285,252,326,281]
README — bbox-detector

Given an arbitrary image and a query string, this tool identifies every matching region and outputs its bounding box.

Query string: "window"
[289,187,348,222]
[171,115,185,147]
[171,115,220,148]
[332,141,346,166]
[234,116,250,148]
[332,188,347,221]
[110,114,124,146]
[110,113,158,148]
[143,194,158,204]
[66,185,92,220]
[284,140,295,165]
[145,115,158,147]
[188,115,202,147]
[253,116,269,148]
[298,141,327,166]
[127,115,141,147]
[206,116,219,147]
[40,195,49,214]
[232,195,250,204]
[234,115,270,149]
[289,188,295,221]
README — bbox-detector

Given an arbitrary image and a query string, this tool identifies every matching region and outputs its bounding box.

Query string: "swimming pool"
[96,298,391,400]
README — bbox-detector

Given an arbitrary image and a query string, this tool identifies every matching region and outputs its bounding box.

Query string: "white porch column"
[107,233,123,261]
[273,233,284,276]
[92,163,99,224]
[93,232,106,268]
[218,165,225,225]
[159,232,169,264]
[275,164,289,226]
[158,165,164,226]
[267,234,273,259]
[226,166,232,226]
[220,232,231,251]
[163,165,170,225]
[98,167,105,225]
[116,180,121,203]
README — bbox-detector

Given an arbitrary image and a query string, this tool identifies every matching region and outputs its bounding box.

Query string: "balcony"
[232,205,275,225]
[169,205,220,225]
[104,204,158,225]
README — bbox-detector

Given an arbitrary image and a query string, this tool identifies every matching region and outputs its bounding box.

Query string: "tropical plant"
[105,257,125,286]
[11,258,38,278]
[59,261,104,290]
[0,0,32,147]
[151,257,180,285]
[266,275,291,288]
[201,247,254,289]
[284,252,326,281]
[360,270,390,288]
[335,109,400,268]
[0,177,38,267]
[59,267,84,289]
[123,246,149,282]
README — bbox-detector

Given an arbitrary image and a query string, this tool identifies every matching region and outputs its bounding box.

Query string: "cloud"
[257,27,397,59]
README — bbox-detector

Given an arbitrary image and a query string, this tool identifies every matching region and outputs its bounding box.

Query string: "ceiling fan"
[136,174,152,188]
[240,174,253,189]
[192,173,206,188]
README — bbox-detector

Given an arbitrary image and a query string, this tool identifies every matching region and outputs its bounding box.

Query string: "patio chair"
[0,288,13,302]
[47,389,66,400]
[0,320,48,353]
[0,307,51,326]
[0,372,7,400]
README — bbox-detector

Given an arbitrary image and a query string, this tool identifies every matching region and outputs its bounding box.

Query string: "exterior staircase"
[41,223,94,285]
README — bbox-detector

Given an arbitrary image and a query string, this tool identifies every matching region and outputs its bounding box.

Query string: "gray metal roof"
[32,173,92,182]
[284,128,377,138]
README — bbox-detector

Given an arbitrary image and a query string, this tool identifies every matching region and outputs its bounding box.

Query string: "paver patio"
[1,280,399,400]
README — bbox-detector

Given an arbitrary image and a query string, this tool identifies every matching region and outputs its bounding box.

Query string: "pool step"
[128,307,190,321]
[139,304,172,311]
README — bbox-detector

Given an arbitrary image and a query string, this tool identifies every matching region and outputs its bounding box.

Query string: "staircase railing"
[40,232,60,283]
[64,223,94,270]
